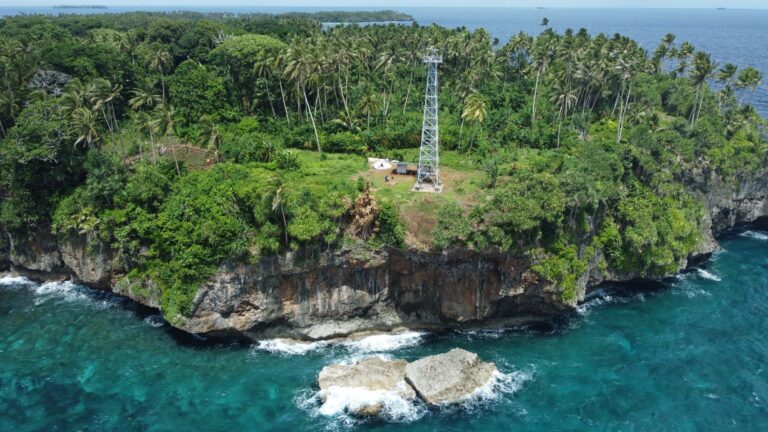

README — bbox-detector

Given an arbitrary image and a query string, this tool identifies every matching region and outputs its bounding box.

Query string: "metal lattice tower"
[414,47,443,193]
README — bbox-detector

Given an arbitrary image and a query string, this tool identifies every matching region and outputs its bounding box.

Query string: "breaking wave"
[295,382,427,426]
[295,366,533,427]
[0,275,35,286]
[740,230,768,241]
[144,314,166,328]
[0,276,119,309]
[252,331,427,356]
[696,268,722,282]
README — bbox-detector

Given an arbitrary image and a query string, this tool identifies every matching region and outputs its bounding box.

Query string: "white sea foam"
[254,338,329,355]
[33,280,92,305]
[696,268,722,282]
[451,368,533,411]
[144,314,166,328]
[577,293,616,316]
[317,383,426,422]
[0,275,35,286]
[295,360,533,425]
[253,331,426,356]
[340,331,425,353]
[740,230,768,241]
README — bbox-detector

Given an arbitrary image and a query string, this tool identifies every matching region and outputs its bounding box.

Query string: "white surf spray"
[449,368,534,412]
[740,230,768,241]
[340,331,425,354]
[33,281,92,305]
[253,331,426,356]
[144,314,166,328]
[253,338,329,355]
[0,275,35,286]
[696,268,722,282]
[315,383,426,423]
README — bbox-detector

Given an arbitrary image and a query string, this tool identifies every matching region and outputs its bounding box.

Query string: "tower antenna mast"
[414,47,443,193]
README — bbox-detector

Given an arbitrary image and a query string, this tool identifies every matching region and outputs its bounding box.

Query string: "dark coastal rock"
[404,348,498,405]
[6,168,768,340]
[9,230,66,275]
[58,233,114,289]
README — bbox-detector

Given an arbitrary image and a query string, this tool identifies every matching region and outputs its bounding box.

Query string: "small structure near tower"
[413,47,443,193]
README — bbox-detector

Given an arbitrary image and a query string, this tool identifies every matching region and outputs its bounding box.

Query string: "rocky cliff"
[4,169,767,340]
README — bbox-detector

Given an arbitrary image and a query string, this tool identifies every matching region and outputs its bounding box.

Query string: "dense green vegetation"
[0,12,765,317]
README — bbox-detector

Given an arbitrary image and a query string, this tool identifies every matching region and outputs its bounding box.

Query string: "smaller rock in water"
[404,348,498,405]
[318,357,415,416]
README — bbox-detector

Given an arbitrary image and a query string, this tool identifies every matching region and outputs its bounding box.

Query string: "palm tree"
[530,39,554,127]
[736,67,764,106]
[688,52,717,128]
[461,93,487,152]
[129,83,161,112]
[676,42,695,76]
[196,114,222,162]
[268,176,289,247]
[61,79,90,112]
[283,44,322,152]
[147,48,172,100]
[550,82,579,147]
[254,58,277,118]
[70,107,101,149]
[268,53,291,123]
[716,63,738,113]
[615,57,636,143]
[135,111,160,163]
[154,103,181,176]
[358,91,380,132]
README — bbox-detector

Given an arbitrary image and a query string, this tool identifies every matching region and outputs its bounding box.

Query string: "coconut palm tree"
[268,176,289,247]
[689,52,717,128]
[129,83,161,112]
[550,82,579,147]
[154,103,181,176]
[461,93,487,152]
[254,58,277,119]
[147,48,172,100]
[676,42,695,76]
[736,67,764,106]
[196,114,222,162]
[283,43,322,152]
[358,91,380,132]
[716,63,738,113]
[530,39,554,127]
[70,107,101,149]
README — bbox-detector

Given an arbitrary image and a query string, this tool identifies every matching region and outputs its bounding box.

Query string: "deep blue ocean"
[0,6,766,116]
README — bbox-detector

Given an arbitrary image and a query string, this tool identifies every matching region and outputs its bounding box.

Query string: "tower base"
[412,182,443,193]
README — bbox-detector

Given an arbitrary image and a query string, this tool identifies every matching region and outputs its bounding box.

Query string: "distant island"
[287,10,413,23]
[54,4,107,8]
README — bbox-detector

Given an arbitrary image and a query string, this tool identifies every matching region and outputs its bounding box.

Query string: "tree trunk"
[169,135,181,177]
[338,75,351,122]
[281,204,288,247]
[303,86,321,153]
[403,65,415,114]
[278,78,290,124]
[690,84,701,127]
[265,82,277,118]
[616,84,632,143]
[531,69,542,126]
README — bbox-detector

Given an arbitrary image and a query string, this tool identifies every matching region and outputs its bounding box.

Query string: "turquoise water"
[2,230,768,431]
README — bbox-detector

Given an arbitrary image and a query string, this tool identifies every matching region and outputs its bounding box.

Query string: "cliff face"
[5,169,767,340]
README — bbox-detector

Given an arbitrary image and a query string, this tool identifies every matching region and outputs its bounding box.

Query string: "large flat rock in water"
[404,348,498,405]
[318,357,415,416]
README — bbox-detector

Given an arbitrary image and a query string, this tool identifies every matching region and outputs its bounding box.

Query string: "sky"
[8,1,768,8]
